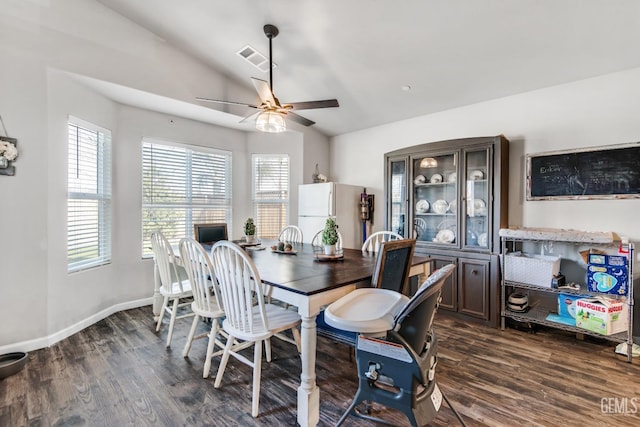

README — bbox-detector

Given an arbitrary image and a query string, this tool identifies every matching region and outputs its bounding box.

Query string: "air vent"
[236,45,276,72]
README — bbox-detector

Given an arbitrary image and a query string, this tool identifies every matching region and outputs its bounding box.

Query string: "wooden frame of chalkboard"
[526,142,640,200]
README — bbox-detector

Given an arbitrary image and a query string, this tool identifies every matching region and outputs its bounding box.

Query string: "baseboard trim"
[0,298,153,355]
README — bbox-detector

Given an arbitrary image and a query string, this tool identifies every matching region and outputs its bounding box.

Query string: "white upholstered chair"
[361,230,403,252]
[179,238,226,378]
[210,240,302,417]
[150,231,194,347]
[278,225,304,243]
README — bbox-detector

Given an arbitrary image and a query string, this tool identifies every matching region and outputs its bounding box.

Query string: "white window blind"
[142,140,232,256]
[252,154,289,239]
[67,117,112,273]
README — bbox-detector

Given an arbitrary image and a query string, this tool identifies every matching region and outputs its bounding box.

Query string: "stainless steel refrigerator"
[298,182,363,249]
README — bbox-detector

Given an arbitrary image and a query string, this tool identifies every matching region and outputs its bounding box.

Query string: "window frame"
[141,138,233,257]
[67,116,112,273]
[251,154,290,239]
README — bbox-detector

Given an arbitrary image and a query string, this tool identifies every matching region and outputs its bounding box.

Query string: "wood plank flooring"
[1,307,639,426]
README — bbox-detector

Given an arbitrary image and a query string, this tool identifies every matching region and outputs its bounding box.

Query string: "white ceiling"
[95,0,640,137]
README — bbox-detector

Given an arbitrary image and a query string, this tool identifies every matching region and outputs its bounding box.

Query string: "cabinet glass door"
[413,153,458,245]
[389,157,408,237]
[464,148,490,248]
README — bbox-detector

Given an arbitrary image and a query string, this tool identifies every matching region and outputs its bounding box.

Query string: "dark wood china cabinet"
[385,136,509,326]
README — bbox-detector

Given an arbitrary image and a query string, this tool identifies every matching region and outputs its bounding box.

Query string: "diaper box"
[587,254,628,296]
[557,293,589,325]
[575,296,628,336]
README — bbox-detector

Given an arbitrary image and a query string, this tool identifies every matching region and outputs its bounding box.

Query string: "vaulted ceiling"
[96,0,640,136]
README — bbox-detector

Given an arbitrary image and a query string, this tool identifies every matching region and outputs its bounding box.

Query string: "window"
[142,139,232,256]
[67,117,112,272]
[252,154,290,239]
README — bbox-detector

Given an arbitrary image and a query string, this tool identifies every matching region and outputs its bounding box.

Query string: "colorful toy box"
[587,254,628,296]
[575,296,628,335]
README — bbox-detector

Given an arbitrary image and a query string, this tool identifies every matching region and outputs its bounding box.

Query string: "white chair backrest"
[278,225,304,243]
[179,238,221,312]
[311,230,343,250]
[362,231,403,252]
[210,240,269,334]
[150,231,186,293]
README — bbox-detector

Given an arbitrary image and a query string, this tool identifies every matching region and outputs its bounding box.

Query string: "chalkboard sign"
[526,142,640,200]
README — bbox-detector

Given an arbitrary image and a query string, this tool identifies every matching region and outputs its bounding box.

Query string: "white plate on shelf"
[447,172,457,182]
[432,199,448,214]
[414,175,426,185]
[470,170,484,180]
[416,199,430,213]
[467,198,487,216]
[430,173,443,183]
[478,233,488,247]
[433,229,455,244]
[475,199,487,215]
[448,200,456,213]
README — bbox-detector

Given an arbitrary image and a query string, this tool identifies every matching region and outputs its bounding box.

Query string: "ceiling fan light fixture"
[256,110,286,133]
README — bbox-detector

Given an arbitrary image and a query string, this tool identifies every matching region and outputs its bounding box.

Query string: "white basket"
[504,252,561,287]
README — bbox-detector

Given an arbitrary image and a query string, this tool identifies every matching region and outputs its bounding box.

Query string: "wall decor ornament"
[0,116,17,176]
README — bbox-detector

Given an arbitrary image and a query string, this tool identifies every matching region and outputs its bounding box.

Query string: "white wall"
[331,67,640,244]
[0,0,329,352]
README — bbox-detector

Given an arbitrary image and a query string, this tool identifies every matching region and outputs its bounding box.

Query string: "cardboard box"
[575,297,628,335]
[587,254,628,296]
[557,293,590,324]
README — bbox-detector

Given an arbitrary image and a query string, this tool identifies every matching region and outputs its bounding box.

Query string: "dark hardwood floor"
[1,307,639,426]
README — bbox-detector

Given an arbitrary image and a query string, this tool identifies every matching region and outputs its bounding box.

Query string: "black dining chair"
[194,223,228,246]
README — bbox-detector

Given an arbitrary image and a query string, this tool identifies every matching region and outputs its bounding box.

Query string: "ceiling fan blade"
[251,77,277,106]
[196,97,259,108]
[239,111,261,124]
[286,112,315,127]
[285,99,339,110]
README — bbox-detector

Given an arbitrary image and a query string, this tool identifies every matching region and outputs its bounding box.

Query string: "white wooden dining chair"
[361,230,403,252]
[311,229,344,250]
[150,231,194,348]
[179,238,226,378]
[210,240,302,418]
[278,225,303,243]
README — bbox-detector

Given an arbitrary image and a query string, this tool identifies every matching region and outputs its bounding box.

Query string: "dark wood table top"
[243,240,428,297]
[244,241,376,296]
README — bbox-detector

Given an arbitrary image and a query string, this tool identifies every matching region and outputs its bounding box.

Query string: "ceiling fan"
[196,24,339,133]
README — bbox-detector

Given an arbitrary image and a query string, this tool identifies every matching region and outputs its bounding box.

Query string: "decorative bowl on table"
[313,246,344,261]
[270,242,297,254]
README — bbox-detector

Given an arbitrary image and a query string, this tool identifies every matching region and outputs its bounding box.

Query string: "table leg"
[297,313,320,427]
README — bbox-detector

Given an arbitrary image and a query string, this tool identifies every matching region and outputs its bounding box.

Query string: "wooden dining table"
[243,240,430,427]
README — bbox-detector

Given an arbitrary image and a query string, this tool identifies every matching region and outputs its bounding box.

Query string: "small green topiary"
[244,217,256,236]
[321,217,339,245]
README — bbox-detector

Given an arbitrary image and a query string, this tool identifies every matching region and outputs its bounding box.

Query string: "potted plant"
[244,217,256,243]
[321,217,339,255]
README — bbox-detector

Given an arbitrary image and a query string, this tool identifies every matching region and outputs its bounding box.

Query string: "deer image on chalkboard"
[526,142,640,200]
